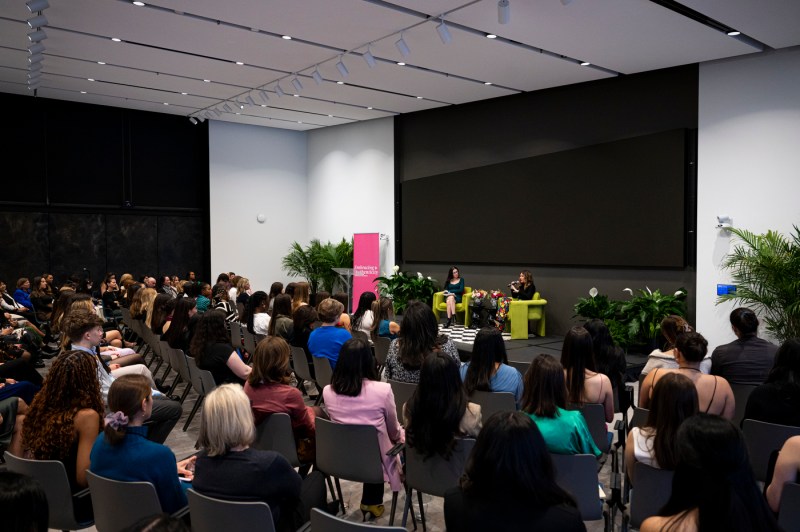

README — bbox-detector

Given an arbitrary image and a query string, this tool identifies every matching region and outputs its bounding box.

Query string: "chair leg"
[167,374,181,396]
[389,491,398,526]
[179,382,192,404]
[334,478,345,514]
[417,489,426,532]
[401,487,412,527]
[183,394,204,431]
[323,475,337,513]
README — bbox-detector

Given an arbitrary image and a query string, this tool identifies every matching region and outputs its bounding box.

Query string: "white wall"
[696,48,800,348]
[209,120,308,292]
[307,117,395,277]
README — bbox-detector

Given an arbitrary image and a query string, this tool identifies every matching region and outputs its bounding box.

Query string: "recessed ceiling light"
[163,102,169,105]
[236,112,241,115]
[235,61,244,65]
[484,81,492,85]
[132,1,145,6]
[367,106,373,109]
[396,62,405,66]
[87,78,94,81]
[281,35,292,40]
[727,30,741,36]
[336,81,344,85]
[328,114,333,117]
[261,104,267,107]
[417,96,423,99]
[297,121,302,124]
[293,94,299,97]
[580,61,591,66]
[203,79,211,83]
[486,34,497,39]
[80,91,86,94]
[97,61,106,65]
[181,92,188,95]
[111,37,122,42]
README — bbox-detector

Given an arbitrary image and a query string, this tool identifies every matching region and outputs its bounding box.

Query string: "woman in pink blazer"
[322,337,405,521]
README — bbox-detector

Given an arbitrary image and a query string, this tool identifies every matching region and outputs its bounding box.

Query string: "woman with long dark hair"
[385,301,460,383]
[561,326,614,422]
[642,414,779,532]
[583,318,629,412]
[291,282,310,314]
[625,373,698,484]
[520,354,600,457]
[148,293,174,335]
[190,310,251,385]
[442,266,465,328]
[242,291,270,337]
[406,352,481,459]
[461,327,523,407]
[291,304,318,365]
[267,294,294,341]
[267,282,284,315]
[744,337,800,426]
[369,297,399,342]
[351,291,377,335]
[444,411,583,531]
[508,270,536,300]
[163,297,197,353]
[323,338,404,520]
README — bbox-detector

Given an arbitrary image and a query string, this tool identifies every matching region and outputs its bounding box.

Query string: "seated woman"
[89,374,194,513]
[211,283,237,323]
[235,277,251,309]
[584,318,629,413]
[442,266,465,328]
[520,354,601,458]
[0,395,28,457]
[267,294,294,342]
[640,331,735,420]
[307,299,351,370]
[12,278,33,316]
[21,350,105,521]
[461,327,523,407]
[351,291,376,336]
[642,414,779,532]
[624,373,698,484]
[508,270,536,300]
[290,305,318,369]
[405,352,481,464]
[0,280,37,324]
[244,337,316,462]
[163,297,197,353]
[745,338,800,427]
[641,315,712,376]
[561,326,615,422]
[243,291,270,338]
[385,301,461,384]
[195,283,212,313]
[266,282,283,315]
[369,297,399,342]
[444,411,584,532]
[189,310,251,385]
[767,435,800,512]
[323,338,404,520]
[291,282,310,314]
[101,277,123,321]
[192,384,327,532]
[30,276,53,322]
[147,294,174,335]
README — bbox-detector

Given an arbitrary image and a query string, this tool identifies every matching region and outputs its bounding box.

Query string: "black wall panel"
[106,214,159,278]
[0,212,49,283]
[48,213,107,282]
[158,216,203,279]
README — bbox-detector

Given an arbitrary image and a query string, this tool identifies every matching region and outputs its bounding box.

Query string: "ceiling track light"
[28,29,46,43]
[27,71,41,79]
[336,56,349,78]
[275,83,285,97]
[222,102,233,113]
[246,95,256,106]
[312,67,323,85]
[258,89,269,102]
[498,0,510,24]
[26,0,49,12]
[28,53,44,64]
[291,75,304,92]
[395,34,410,58]
[436,19,452,44]
[28,42,45,55]
[29,62,42,71]
[189,117,198,125]
[197,116,206,123]
[363,46,376,68]
[27,14,48,28]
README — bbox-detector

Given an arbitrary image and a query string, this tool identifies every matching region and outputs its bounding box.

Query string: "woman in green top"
[520,354,601,457]
[443,266,465,328]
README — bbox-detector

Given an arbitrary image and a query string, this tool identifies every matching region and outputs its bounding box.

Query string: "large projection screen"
[401,129,687,268]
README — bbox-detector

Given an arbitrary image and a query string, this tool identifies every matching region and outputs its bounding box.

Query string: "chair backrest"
[187,488,275,532]
[405,438,476,497]
[291,346,314,383]
[159,340,175,366]
[169,347,192,383]
[312,356,334,388]
[469,390,516,422]
[778,482,800,532]
[253,413,300,467]
[572,403,610,453]
[743,419,800,482]
[229,321,243,349]
[629,407,650,430]
[185,355,211,395]
[550,453,604,521]
[316,418,384,483]
[373,336,391,366]
[3,451,95,530]
[242,328,258,355]
[629,462,674,528]
[730,383,758,428]
[86,471,163,532]
[507,359,530,376]
[310,507,407,531]
[388,379,418,425]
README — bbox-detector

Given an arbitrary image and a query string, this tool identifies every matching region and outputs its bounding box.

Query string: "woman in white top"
[244,291,270,337]
[351,291,376,335]
[641,315,712,375]
[625,373,698,484]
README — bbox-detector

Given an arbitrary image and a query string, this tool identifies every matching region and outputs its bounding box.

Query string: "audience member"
[641,315,712,375]
[369,296,399,342]
[162,297,197,353]
[195,283,212,313]
[351,291,377,335]
[190,310,251,385]
[744,337,800,427]
[0,471,49,532]
[290,305,318,368]
[766,435,800,512]
[267,294,294,342]
[211,282,237,322]
[267,282,284,315]
[148,294,174,335]
[0,395,27,457]
[711,307,778,385]
[561,326,614,422]
[584,318,629,412]
[461,327,523,407]
[443,411,584,532]
[307,298,351,370]
[291,282,310,314]
[243,291,270,337]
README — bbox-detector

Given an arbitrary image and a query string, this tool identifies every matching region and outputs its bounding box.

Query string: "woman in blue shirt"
[461,327,523,408]
[90,374,195,513]
[443,266,464,328]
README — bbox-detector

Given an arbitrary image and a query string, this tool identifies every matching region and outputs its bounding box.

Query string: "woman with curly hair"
[21,350,104,521]
[190,310,251,385]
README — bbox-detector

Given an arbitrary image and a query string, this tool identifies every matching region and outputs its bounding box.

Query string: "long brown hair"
[561,326,596,405]
[105,375,151,445]
[292,282,310,313]
[520,354,567,418]
[22,350,104,460]
[248,336,292,386]
[369,297,394,342]
[644,373,698,470]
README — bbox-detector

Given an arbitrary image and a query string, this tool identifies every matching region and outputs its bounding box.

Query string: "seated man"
[711,307,778,385]
[63,308,181,444]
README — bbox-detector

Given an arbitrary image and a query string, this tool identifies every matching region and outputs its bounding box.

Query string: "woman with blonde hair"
[193,384,327,531]
[130,287,157,322]
[291,282,310,314]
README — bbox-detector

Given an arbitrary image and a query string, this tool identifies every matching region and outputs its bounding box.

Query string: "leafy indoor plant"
[717,226,800,342]
[281,238,354,295]
[574,287,629,347]
[620,287,687,346]
[374,266,438,314]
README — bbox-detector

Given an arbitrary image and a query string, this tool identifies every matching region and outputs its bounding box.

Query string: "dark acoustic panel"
[45,101,124,206]
[157,216,204,279]
[48,213,107,282]
[129,112,207,209]
[105,214,158,280]
[0,94,47,203]
[0,212,49,284]
[401,130,687,268]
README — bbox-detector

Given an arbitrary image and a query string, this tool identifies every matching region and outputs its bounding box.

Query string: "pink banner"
[353,233,380,312]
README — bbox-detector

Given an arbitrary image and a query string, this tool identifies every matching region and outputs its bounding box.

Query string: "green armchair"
[432,286,473,328]
[506,292,547,339]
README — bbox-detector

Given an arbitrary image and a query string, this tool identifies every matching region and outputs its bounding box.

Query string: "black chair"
[622,462,674,531]
[387,379,417,426]
[742,419,800,483]
[778,482,800,532]
[730,383,757,427]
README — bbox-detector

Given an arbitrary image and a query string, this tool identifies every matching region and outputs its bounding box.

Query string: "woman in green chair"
[509,270,536,300]
[443,266,465,328]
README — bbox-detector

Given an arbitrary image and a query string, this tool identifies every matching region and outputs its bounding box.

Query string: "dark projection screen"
[401,129,687,268]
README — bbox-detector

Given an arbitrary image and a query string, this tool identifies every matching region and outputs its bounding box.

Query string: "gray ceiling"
[2,0,798,131]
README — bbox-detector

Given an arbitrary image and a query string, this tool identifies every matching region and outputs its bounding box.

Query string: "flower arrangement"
[471,289,488,304]
[490,290,505,300]
[374,266,438,314]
